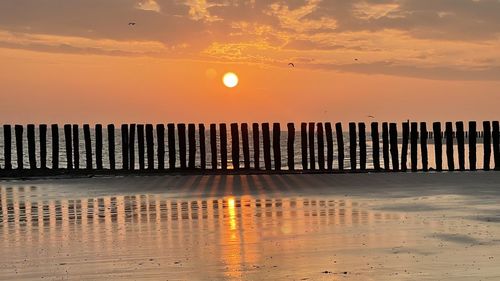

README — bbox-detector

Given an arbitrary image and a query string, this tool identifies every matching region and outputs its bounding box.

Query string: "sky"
[0,0,499,124]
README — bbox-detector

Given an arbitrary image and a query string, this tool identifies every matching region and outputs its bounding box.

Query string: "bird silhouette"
[367,115,375,118]
[354,58,358,61]
[128,22,136,26]
[288,62,294,67]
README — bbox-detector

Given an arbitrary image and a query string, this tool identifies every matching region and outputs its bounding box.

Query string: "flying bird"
[354,58,358,61]
[367,115,375,118]
[128,22,136,26]
[288,62,295,67]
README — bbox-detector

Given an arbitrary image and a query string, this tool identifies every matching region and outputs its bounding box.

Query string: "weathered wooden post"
[359,123,366,171]
[420,122,428,171]
[121,124,129,170]
[167,123,176,169]
[188,123,196,169]
[107,124,115,170]
[483,121,491,171]
[220,123,228,170]
[137,124,145,170]
[15,125,23,169]
[252,123,260,170]
[210,124,217,169]
[27,124,37,169]
[468,121,476,171]
[51,124,59,170]
[146,124,154,170]
[335,122,344,171]
[156,124,165,170]
[39,124,47,169]
[83,124,92,170]
[129,124,136,170]
[231,123,240,170]
[445,122,454,171]
[382,122,390,171]
[349,122,357,171]
[433,122,442,171]
[72,125,80,170]
[262,123,272,170]
[64,124,73,169]
[308,122,315,170]
[401,122,409,171]
[287,123,295,171]
[241,123,250,169]
[493,121,499,170]
[371,122,380,171]
[3,125,12,170]
[389,123,399,171]
[456,121,465,171]
[301,123,308,170]
[325,122,333,170]
[410,122,418,172]
[177,124,186,169]
[317,123,325,170]
[273,123,281,171]
[95,124,103,170]
[199,124,206,170]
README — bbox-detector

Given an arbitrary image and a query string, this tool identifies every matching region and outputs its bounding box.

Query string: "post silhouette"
[121,124,129,170]
[401,122,409,171]
[389,123,399,171]
[40,124,47,169]
[64,124,72,169]
[325,122,334,170]
[107,124,115,170]
[468,121,476,171]
[146,124,154,170]
[493,121,499,170]
[177,124,186,169]
[210,124,217,169]
[287,123,295,170]
[445,122,454,171]
[410,122,418,172]
[252,123,260,170]
[317,123,325,170]
[51,124,59,170]
[137,124,145,170]
[359,123,366,171]
[371,122,380,171]
[335,122,344,171]
[15,125,23,169]
[273,123,281,171]
[72,125,79,170]
[95,124,103,170]
[241,123,250,169]
[168,123,176,169]
[219,124,227,170]
[129,124,136,170]
[157,124,165,170]
[433,122,442,171]
[483,121,491,171]
[3,125,12,170]
[231,123,240,170]
[188,123,196,169]
[349,122,357,171]
[27,124,36,169]
[420,122,428,171]
[262,123,272,170]
[382,122,390,171]
[83,124,92,170]
[301,123,308,170]
[199,124,206,170]
[308,122,316,170]
[456,121,465,171]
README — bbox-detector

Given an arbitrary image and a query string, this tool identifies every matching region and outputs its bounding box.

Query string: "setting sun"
[223,72,239,88]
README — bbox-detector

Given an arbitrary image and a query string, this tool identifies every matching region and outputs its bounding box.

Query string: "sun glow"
[223,72,239,88]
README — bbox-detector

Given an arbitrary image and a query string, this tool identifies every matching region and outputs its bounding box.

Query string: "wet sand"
[1,172,499,280]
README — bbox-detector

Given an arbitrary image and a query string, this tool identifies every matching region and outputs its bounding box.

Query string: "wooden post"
[3,125,12,170]
[39,124,47,169]
[468,121,476,171]
[72,125,80,170]
[27,124,37,169]
[287,123,295,171]
[273,123,281,171]
[382,122,390,171]
[420,122,428,172]
[177,124,186,169]
[167,123,176,169]
[445,122,454,171]
[146,124,154,170]
[349,122,356,171]
[483,121,491,171]
[389,123,399,171]
[15,125,23,169]
[401,122,409,172]
[107,124,115,170]
[325,122,333,170]
[300,123,308,170]
[262,123,271,170]
[358,123,366,171]
[129,124,136,170]
[241,123,250,169]
[121,124,129,170]
[188,123,196,169]
[410,122,418,172]
[456,121,465,171]
[210,124,217,170]
[95,124,103,170]
[64,124,72,170]
[493,121,499,170]
[231,123,240,170]
[83,124,92,170]
[219,123,227,170]
[137,124,145,170]
[317,123,325,170]
[335,122,344,171]
[252,123,260,170]
[308,122,315,170]
[371,122,380,171]
[433,122,442,171]
[51,124,59,170]
[156,124,165,170]
[199,124,206,170]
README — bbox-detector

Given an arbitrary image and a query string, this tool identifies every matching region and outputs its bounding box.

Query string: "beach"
[1,172,499,280]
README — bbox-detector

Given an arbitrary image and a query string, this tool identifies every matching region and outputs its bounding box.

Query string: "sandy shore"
[1,172,499,280]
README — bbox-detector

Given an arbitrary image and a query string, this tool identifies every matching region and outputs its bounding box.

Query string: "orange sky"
[0,0,499,124]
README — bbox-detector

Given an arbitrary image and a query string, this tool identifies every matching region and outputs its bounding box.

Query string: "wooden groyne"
[0,121,499,177]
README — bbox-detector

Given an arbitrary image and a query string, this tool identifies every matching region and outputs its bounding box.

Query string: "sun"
[223,72,239,88]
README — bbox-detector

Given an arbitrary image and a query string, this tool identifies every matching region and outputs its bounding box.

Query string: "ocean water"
[0,128,495,171]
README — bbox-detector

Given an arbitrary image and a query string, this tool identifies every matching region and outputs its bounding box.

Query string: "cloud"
[136,0,161,12]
